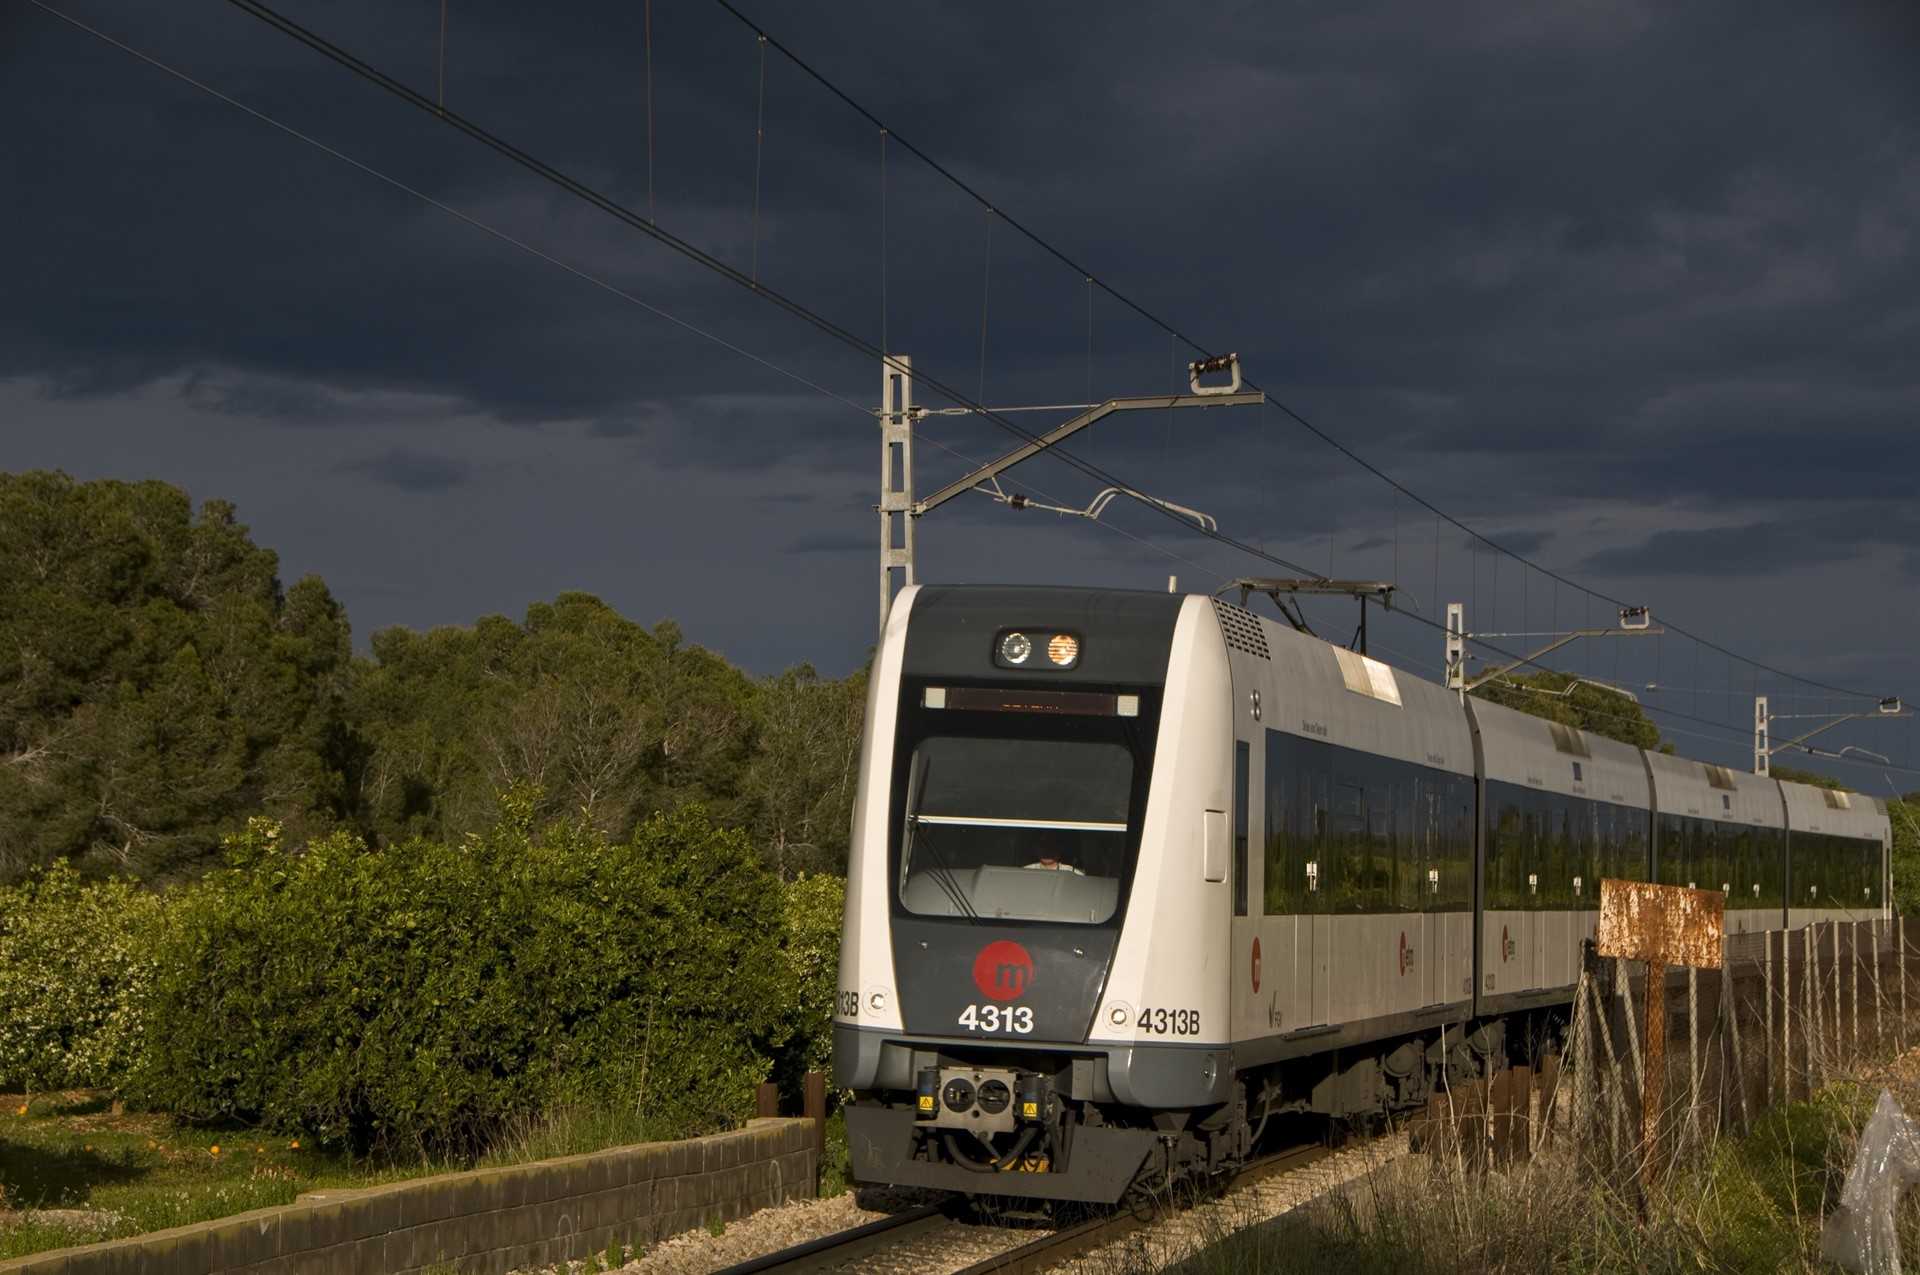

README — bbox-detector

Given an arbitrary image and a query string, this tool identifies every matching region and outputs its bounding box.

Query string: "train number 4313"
[958,1004,1033,1034]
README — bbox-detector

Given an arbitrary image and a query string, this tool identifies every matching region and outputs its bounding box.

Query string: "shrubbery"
[0,861,165,1090]
[126,798,826,1158]
[775,873,846,1094]
[0,799,840,1158]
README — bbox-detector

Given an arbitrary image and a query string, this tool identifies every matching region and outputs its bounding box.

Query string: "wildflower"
[289,1139,300,1150]
[210,1144,220,1156]
[13,1104,24,1116]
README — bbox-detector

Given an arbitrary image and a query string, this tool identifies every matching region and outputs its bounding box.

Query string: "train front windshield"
[894,690,1157,926]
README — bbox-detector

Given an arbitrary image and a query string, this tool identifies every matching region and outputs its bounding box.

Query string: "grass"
[0,1090,421,1259]
[1,1086,834,1260]
[819,1110,850,1198]
[1133,1072,1917,1275]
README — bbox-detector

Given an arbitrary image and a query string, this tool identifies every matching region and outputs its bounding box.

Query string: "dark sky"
[5,0,1918,778]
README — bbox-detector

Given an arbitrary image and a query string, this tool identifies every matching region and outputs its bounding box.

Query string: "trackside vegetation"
[3,470,1915,1258]
[1139,1077,1910,1275]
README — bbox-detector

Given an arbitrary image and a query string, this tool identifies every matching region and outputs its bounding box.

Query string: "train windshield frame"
[889,679,1161,928]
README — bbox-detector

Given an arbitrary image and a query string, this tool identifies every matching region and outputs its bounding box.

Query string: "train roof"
[1778,779,1889,843]
[1232,600,1475,778]
[1643,750,1785,829]
[1467,695,1650,808]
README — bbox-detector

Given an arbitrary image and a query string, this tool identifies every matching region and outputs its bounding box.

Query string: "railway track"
[714,1139,1357,1275]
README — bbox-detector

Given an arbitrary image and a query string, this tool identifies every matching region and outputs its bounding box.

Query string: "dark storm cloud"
[5,0,1919,718]
[1582,505,1920,578]
[789,531,869,555]
[339,446,471,491]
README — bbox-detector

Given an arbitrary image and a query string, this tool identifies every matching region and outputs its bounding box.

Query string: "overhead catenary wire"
[23,0,1241,597]
[52,0,1907,716]
[23,0,877,421]
[48,0,1899,780]
[190,0,1332,583]
[701,0,1895,707]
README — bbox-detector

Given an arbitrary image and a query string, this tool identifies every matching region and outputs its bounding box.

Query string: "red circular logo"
[1251,938,1262,994]
[972,940,1035,1002]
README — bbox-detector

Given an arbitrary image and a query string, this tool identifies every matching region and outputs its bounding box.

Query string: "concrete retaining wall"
[0,1117,817,1275]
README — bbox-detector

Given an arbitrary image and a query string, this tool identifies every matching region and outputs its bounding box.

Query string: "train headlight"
[998,631,1033,665]
[1046,633,1079,667]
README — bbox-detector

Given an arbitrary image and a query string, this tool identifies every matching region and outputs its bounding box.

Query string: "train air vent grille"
[1212,600,1270,660]
[1704,764,1737,791]
[1823,788,1853,810]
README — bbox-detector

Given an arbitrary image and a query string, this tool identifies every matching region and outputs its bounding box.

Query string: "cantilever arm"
[912,391,1263,516]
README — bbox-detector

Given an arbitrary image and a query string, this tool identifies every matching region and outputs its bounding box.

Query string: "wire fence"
[1414,916,1918,1175]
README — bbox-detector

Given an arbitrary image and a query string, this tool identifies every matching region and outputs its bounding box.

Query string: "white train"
[835,585,1891,1202]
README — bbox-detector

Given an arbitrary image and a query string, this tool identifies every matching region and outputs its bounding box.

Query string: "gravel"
[509,1139,1410,1275]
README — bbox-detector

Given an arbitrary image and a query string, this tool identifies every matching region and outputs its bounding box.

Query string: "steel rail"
[709,1201,957,1275]
[949,1141,1333,1275]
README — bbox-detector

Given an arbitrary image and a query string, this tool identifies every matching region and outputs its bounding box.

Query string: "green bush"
[0,860,165,1090]
[130,800,794,1158]
[772,873,844,1097]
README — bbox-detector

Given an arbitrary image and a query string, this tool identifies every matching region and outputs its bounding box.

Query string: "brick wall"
[0,1117,817,1275]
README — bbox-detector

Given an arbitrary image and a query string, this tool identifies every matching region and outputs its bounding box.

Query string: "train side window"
[1233,741,1250,918]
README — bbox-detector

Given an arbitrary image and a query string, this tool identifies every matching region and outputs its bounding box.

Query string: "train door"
[1417,779,1451,1010]
[1540,806,1563,989]
[1305,769,1331,1028]
[1229,737,1259,1040]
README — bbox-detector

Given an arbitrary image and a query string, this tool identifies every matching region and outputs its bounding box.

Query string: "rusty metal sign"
[1596,878,1724,969]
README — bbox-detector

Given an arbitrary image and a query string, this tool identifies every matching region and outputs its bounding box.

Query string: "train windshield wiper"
[904,755,982,923]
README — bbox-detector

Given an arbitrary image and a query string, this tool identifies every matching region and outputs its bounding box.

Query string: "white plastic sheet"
[1821,1090,1920,1274]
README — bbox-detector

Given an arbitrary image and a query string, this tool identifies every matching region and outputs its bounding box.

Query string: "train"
[833,585,1891,1203]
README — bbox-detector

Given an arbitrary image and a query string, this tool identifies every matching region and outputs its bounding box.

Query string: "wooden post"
[756,1081,779,1118]
[1511,1063,1533,1164]
[1537,1050,1562,1150]
[1723,959,1749,1131]
[1783,926,1794,1101]
[1587,976,1627,1165]
[1616,956,1644,1113]
[1686,965,1700,1151]
[803,1070,827,1182]
[1873,918,1886,1052]
[1643,961,1666,1181]
[1804,925,1818,1092]
[1764,930,1777,1107]
[1834,922,1845,1067]
[1568,969,1592,1149]
[1850,922,1861,1062]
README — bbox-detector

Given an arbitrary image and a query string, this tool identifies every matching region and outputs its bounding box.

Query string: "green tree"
[352,593,866,869]
[352,594,760,846]
[1890,799,1920,917]
[0,472,353,880]
[743,665,867,876]
[1471,669,1662,750]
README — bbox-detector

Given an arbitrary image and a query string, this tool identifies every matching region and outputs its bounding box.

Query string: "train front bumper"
[844,1103,1158,1204]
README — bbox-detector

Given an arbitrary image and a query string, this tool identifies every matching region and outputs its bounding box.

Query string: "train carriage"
[1779,780,1890,929]
[1467,696,1651,1003]
[1646,752,1787,935]
[835,584,1892,1205]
